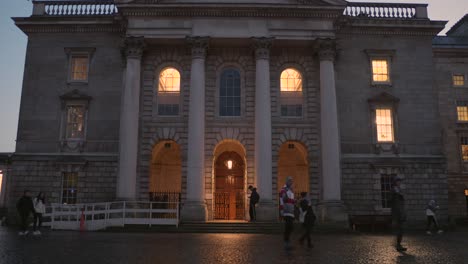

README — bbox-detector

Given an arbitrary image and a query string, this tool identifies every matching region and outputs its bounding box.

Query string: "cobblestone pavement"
[1,226,467,264]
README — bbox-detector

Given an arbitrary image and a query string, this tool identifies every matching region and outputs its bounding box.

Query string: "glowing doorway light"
[465,189,468,196]
[226,160,233,170]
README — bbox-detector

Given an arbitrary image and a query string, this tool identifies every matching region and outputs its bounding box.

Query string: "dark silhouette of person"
[16,190,35,236]
[391,177,407,252]
[248,185,260,222]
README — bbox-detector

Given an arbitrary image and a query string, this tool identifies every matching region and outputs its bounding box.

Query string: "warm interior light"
[226,160,233,170]
[0,170,3,193]
[465,189,468,196]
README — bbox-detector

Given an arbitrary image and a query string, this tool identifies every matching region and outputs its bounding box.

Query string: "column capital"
[187,36,210,59]
[123,37,146,59]
[317,39,336,62]
[252,37,274,60]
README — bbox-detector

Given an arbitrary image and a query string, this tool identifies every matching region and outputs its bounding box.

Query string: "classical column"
[116,37,145,200]
[252,37,276,221]
[317,39,348,225]
[181,37,209,222]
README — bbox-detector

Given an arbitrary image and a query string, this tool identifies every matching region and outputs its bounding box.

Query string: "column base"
[180,201,207,222]
[255,200,278,222]
[316,200,349,229]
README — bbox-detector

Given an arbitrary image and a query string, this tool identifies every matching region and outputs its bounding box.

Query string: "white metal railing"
[344,2,428,19]
[32,0,118,16]
[42,201,179,231]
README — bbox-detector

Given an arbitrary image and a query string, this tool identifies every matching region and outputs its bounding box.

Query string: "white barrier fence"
[42,201,179,231]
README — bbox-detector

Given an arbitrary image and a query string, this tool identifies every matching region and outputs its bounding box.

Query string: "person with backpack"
[298,192,316,248]
[426,200,443,235]
[33,192,46,235]
[16,190,35,236]
[248,185,260,222]
[279,176,295,250]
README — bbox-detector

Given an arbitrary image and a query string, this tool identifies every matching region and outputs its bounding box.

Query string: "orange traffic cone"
[80,208,85,232]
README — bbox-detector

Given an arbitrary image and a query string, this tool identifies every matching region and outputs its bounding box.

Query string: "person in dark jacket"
[248,185,260,222]
[391,177,407,252]
[16,190,35,236]
[279,177,295,250]
[298,192,316,248]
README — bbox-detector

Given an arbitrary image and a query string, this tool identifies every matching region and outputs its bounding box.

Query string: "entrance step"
[105,222,282,234]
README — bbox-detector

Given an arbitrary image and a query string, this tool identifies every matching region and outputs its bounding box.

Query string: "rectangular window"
[453,75,465,87]
[381,174,395,209]
[461,137,468,162]
[61,172,78,204]
[376,108,394,142]
[372,59,389,83]
[66,106,85,139]
[280,91,303,117]
[157,92,180,116]
[70,55,89,81]
[457,106,468,122]
[0,170,3,197]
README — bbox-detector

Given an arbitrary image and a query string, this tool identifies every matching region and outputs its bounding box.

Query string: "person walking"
[298,192,316,249]
[391,177,407,252]
[248,185,260,222]
[33,192,46,235]
[279,176,295,250]
[426,200,443,235]
[16,190,35,236]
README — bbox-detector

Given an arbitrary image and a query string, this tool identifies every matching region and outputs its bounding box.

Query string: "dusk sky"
[0,0,467,152]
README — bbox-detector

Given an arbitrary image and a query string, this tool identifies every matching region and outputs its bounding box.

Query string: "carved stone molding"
[186,36,210,59]
[252,37,274,60]
[317,39,336,61]
[124,37,146,59]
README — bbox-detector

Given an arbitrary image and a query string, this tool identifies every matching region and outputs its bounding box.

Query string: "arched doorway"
[213,140,247,220]
[149,140,182,203]
[278,141,309,197]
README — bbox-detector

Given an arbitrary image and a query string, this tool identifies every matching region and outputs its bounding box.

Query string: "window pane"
[62,172,78,204]
[372,60,389,82]
[66,106,85,139]
[71,55,89,81]
[457,106,468,121]
[453,75,465,86]
[280,69,302,92]
[219,69,241,117]
[376,108,394,142]
[381,174,395,208]
[157,68,180,116]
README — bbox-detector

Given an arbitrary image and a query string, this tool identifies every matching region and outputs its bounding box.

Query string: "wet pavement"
[1,226,467,264]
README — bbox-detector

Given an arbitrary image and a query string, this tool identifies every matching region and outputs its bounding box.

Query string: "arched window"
[280,68,303,117]
[219,69,241,117]
[157,67,180,116]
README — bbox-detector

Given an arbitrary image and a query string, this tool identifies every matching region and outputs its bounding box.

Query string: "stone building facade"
[6,0,465,224]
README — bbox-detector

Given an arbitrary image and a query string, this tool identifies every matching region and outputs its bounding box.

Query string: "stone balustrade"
[32,0,118,16]
[344,2,428,19]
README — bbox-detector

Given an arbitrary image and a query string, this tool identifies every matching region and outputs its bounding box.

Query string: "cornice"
[14,18,124,34]
[338,18,445,36]
[119,7,343,19]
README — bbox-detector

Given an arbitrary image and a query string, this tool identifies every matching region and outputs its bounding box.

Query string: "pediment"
[368,92,400,104]
[59,89,92,101]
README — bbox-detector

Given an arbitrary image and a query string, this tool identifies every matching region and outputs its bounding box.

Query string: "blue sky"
[0,0,467,152]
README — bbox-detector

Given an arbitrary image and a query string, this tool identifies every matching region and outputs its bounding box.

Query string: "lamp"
[465,189,468,197]
[225,159,234,170]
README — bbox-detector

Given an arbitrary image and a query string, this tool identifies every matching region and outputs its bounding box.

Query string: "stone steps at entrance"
[105,222,283,234]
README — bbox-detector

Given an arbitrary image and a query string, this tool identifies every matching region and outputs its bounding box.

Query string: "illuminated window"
[457,106,468,121]
[376,108,394,142]
[66,106,85,139]
[70,55,89,81]
[453,75,465,87]
[157,68,180,116]
[280,68,303,117]
[62,172,78,204]
[219,69,241,117]
[381,174,395,208]
[0,170,3,197]
[372,60,389,83]
[461,137,468,162]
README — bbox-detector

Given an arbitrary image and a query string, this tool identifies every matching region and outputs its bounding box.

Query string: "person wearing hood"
[16,190,35,236]
[425,200,443,235]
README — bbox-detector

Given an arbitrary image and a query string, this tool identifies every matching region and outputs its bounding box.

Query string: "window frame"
[365,50,395,87]
[65,104,86,140]
[452,73,467,88]
[372,166,402,213]
[368,92,400,154]
[456,102,468,123]
[278,66,305,119]
[375,108,395,143]
[215,64,245,119]
[218,68,242,117]
[460,136,468,164]
[64,48,95,84]
[155,66,182,117]
[61,172,78,205]
[59,89,91,152]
